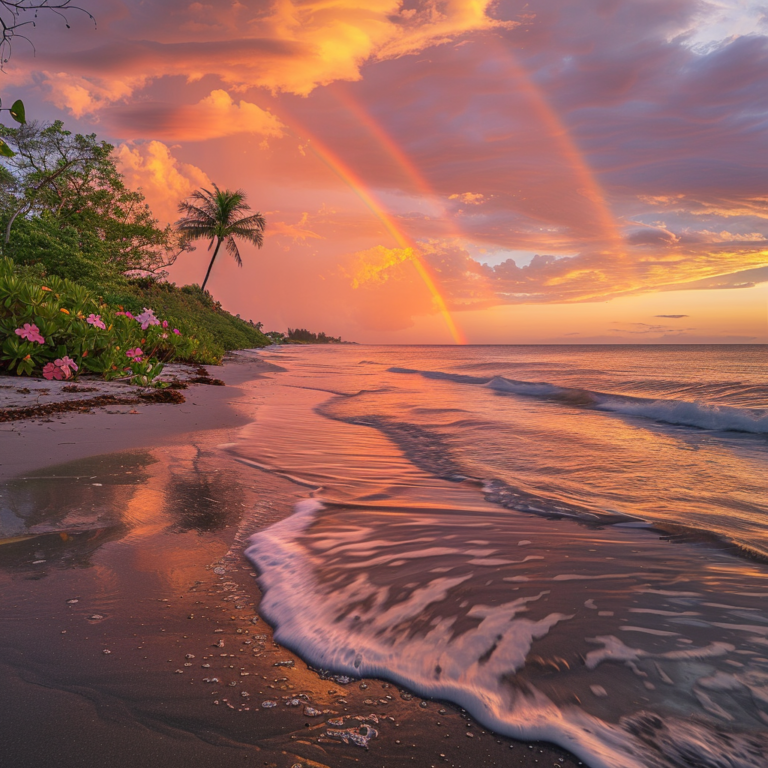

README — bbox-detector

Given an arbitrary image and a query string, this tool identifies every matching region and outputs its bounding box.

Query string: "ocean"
[229,345,768,768]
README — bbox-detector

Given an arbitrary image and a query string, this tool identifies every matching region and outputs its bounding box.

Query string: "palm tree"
[176,184,266,292]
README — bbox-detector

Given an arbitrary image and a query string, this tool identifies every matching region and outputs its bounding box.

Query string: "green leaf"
[0,139,15,158]
[10,100,26,124]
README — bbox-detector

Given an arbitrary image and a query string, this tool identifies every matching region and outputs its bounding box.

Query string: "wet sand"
[0,356,279,483]
[0,356,581,768]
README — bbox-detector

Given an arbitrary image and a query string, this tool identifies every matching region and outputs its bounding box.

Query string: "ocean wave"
[318,406,768,561]
[596,398,768,434]
[388,368,768,434]
[246,499,768,768]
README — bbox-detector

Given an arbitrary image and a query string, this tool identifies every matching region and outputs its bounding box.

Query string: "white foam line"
[246,500,662,768]
[619,627,680,637]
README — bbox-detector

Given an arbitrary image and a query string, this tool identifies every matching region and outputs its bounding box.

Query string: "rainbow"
[490,44,626,255]
[333,88,452,219]
[333,62,629,304]
[273,42,627,340]
[332,87,500,310]
[308,138,467,344]
[276,110,467,344]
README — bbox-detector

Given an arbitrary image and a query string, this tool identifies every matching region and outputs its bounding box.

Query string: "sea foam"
[245,499,768,768]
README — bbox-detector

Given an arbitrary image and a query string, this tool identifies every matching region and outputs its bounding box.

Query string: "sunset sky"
[4,0,767,343]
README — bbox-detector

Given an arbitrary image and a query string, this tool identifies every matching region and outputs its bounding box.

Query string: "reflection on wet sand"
[0,445,253,591]
[0,373,584,768]
[0,452,155,574]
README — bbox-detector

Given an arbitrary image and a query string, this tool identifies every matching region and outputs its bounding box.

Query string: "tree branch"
[0,0,95,65]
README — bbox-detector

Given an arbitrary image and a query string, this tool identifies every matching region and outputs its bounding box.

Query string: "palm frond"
[174,220,217,241]
[175,214,217,230]
[177,199,216,217]
[228,226,265,248]
[224,235,242,266]
[230,212,266,230]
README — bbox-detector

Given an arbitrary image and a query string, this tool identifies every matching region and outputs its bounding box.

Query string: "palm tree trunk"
[201,238,223,292]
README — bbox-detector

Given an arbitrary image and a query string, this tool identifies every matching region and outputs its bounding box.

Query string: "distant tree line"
[286,328,343,344]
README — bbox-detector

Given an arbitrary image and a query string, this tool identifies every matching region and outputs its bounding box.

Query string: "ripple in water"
[237,346,768,768]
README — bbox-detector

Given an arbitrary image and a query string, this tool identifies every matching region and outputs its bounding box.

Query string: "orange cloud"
[270,213,324,243]
[108,90,285,141]
[449,192,485,204]
[33,1,514,108]
[42,71,144,117]
[347,245,417,288]
[115,141,211,224]
[257,0,515,95]
[343,236,768,310]
[639,193,768,220]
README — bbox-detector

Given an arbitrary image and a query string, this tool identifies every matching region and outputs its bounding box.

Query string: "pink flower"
[86,313,106,330]
[42,362,66,380]
[160,333,168,339]
[126,347,143,362]
[125,311,135,320]
[135,308,160,330]
[173,329,181,335]
[56,356,78,377]
[15,323,45,344]
[162,320,169,329]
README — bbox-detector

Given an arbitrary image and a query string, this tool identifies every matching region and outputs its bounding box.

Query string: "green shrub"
[106,281,271,360]
[0,257,200,384]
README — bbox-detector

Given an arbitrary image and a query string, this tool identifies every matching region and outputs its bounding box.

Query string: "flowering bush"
[0,257,199,384]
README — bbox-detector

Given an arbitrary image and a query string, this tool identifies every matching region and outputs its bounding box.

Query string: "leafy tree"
[0,120,106,244]
[0,120,190,283]
[176,184,265,292]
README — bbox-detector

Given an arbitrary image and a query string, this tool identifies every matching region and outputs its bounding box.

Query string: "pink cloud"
[115,141,211,224]
[5,0,767,339]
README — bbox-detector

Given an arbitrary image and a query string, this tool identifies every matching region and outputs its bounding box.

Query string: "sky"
[2,0,767,343]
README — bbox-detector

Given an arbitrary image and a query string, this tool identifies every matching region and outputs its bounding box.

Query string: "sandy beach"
[0,353,581,768]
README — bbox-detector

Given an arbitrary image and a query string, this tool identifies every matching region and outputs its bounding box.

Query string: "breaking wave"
[389,368,768,434]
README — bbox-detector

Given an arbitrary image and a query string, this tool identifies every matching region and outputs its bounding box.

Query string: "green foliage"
[103,281,271,364]
[0,97,25,158]
[9,100,25,125]
[0,118,271,374]
[0,121,188,277]
[0,257,198,384]
[7,215,128,288]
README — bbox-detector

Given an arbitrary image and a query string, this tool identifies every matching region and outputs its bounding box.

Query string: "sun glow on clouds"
[109,90,285,142]
[32,0,513,105]
[11,0,768,341]
[449,192,485,205]
[43,72,144,118]
[116,142,211,224]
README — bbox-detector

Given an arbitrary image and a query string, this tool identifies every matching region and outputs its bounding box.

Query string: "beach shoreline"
[0,351,582,768]
[0,354,281,483]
